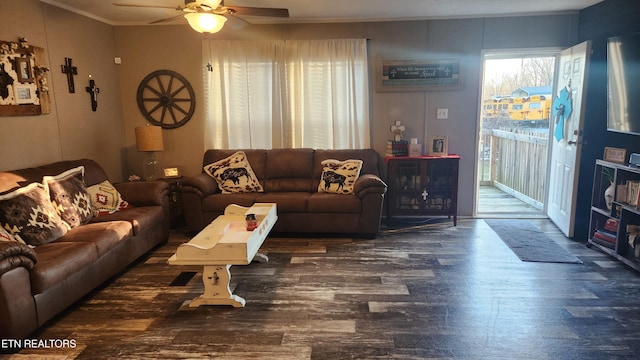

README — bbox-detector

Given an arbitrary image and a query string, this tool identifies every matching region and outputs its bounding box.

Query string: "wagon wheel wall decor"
[137,70,195,129]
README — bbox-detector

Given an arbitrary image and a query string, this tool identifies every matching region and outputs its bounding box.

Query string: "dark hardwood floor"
[5,219,640,359]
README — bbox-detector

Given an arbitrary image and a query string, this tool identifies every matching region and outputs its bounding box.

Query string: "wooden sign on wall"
[0,37,50,116]
[376,57,463,92]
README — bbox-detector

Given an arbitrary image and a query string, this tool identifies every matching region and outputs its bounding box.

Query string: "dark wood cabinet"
[386,156,460,225]
[161,177,185,229]
[588,160,640,272]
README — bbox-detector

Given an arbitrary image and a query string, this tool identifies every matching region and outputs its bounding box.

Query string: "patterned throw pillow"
[0,182,69,246]
[317,159,363,195]
[204,151,263,194]
[43,166,93,228]
[86,180,131,216]
[0,225,19,243]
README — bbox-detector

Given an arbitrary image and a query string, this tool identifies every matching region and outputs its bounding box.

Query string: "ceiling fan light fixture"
[192,0,222,11]
[184,13,227,33]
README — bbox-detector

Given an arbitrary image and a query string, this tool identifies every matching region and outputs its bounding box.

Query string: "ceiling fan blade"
[149,14,186,24]
[113,3,183,10]
[227,6,289,18]
[224,14,250,30]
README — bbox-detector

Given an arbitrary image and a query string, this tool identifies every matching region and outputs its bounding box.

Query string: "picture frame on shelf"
[428,135,448,156]
[604,147,627,164]
[162,167,180,178]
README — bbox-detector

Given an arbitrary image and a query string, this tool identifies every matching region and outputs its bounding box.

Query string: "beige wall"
[115,15,577,215]
[0,1,125,180]
[1,2,578,215]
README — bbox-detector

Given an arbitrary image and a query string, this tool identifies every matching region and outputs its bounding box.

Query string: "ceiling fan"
[113,0,289,33]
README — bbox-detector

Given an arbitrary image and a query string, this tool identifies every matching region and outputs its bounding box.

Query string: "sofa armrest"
[0,242,37,276]
[114,181,169,207]
[353,174,387,198]
[180,173,219,197]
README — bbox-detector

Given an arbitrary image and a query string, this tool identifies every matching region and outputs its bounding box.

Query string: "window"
[203,39,370,150]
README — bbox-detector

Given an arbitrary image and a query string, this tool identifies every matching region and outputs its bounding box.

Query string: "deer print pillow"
[204,151,264,194]
[318,159,363,195]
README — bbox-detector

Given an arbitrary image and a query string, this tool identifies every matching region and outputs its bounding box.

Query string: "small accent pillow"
[318,159,363,195]
[86,180,131,216]
[43,166,93,228]
[204,151,263,194]
[0,182,69,246]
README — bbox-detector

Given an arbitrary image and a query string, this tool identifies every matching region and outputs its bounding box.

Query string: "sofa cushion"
[59,221,132,257]
[308,192,362,213]
[30,241,98,294]
[0,183,69,246]
[43,166,93,228]
[318,159,363,194]
[89,206,161,236]
[204,151,264,194]
[264,149,314,192]
[255,192,310,213]
[87,180,131,216]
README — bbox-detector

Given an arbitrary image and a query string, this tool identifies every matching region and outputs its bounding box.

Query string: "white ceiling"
[41,0,604,26]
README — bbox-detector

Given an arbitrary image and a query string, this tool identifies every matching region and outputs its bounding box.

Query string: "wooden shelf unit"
[588,159,640,272]
[386,155,460,226]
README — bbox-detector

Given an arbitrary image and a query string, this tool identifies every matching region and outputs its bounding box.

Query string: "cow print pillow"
[204,151,264,194]
[318,159,363,195]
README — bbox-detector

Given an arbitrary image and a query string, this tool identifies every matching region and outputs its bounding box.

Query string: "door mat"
[485,219,583,264]
[169,271,197,286]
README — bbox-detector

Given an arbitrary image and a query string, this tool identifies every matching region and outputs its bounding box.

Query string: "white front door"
[546,41,592,237]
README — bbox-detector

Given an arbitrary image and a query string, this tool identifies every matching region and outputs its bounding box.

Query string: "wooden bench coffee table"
[168,203,277,307]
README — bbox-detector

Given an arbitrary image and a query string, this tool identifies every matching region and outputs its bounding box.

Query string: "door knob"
[568,140,578,145]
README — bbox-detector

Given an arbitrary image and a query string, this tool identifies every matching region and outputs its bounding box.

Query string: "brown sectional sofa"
[180,148,387,237]
[0,159,169,339]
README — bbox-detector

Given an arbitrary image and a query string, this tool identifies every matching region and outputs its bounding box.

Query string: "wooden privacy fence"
[487,128,548,208]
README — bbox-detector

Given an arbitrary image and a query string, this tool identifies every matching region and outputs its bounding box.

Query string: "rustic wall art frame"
[376,57,463,92]
[0,37,50,116]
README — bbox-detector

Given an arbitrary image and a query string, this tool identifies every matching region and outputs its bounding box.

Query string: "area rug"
[485,219,583,264]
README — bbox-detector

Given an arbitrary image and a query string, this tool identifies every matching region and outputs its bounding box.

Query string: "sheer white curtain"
[202,39,369,149]
[202,40,284,149]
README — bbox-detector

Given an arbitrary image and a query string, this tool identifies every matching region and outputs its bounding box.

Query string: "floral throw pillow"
[317,159,363,195]
[204,151,263,194]
[43,166,93,228]
[0,182,69,246]
[86,180,131,216]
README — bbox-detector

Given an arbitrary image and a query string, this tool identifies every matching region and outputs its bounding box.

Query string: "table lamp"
[135,125,164,181]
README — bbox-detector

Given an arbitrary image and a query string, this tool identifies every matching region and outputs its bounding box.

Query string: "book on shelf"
[604,218,619,232]
[385,140,408,157]
[591,236,616,249]
[593,229,617,244]
[616,184,627,203]
[626,180,640,206]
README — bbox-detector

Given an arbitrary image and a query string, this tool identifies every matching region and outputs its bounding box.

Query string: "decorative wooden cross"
[390,120,405,141]
[421,189,428,202]
[61,57,77,93]
[85,75,99,111]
